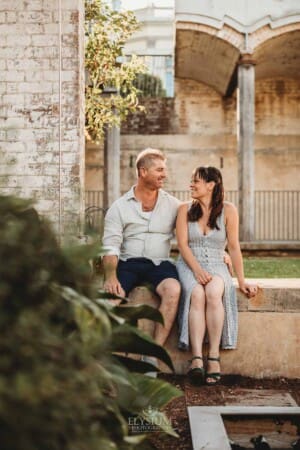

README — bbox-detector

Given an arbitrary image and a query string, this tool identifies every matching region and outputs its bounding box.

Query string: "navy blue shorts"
[117,257,179,296]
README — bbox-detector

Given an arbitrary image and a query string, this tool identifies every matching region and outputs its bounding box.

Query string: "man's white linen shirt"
[102,187,180,265]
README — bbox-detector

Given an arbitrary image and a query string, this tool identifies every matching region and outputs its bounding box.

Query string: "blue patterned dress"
[176,205,238,350]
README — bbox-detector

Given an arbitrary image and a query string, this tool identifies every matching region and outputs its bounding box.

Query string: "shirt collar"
[124,186,137,201]
[125,186,166,202]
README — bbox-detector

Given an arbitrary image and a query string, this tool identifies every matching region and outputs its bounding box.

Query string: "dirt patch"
[147,375,300,449]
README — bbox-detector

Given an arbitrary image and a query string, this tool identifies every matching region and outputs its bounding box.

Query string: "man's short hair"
[136,148,166,175]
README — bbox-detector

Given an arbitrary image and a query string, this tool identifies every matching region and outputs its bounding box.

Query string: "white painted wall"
[175,0,300,32]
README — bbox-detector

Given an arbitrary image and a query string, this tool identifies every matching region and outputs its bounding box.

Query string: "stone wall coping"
[235,278,300,311]
[233,278,300,289]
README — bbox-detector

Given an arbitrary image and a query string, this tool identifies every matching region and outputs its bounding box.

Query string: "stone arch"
[175,23,243,96]
[175,20,300,95]
[251,27,300,80]
[250,21,300,51]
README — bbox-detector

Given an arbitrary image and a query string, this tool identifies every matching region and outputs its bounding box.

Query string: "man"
[102,148,181,349]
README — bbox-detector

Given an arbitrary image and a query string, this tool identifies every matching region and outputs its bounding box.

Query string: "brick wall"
[0,0,85,237]
[121,98,176,135]
[111,77,300,192]
[121,80,236,136]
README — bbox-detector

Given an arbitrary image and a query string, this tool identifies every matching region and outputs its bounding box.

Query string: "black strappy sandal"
[187,356,205,385]
[205,356,221,386]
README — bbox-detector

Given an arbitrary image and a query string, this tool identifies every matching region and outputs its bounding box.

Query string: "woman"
[176,166,257,385]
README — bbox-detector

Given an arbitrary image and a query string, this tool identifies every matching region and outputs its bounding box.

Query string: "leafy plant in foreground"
[0,196,181,450]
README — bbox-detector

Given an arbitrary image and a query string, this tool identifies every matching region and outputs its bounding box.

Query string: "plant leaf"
[112,304,164,325]
[112,354,159,373]
[133,374,182,411]
[111,325,174,371]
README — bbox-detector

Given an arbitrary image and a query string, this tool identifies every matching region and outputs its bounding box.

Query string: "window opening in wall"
[127,55,174,97]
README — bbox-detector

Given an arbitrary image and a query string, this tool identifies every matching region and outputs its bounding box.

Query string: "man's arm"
[102,255,125,297]
[102,205,125,297]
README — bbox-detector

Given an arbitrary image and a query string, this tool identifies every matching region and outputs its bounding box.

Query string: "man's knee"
[156,278,181,300]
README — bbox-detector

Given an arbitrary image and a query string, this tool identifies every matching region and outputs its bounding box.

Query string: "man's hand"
[104,276,126,298]
[102,255,125,299]
[224,251,234,276]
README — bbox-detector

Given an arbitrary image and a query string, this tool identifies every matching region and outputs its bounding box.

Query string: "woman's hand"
[223,251,234,276]
[239,282,258,298]
[193,268,213,285]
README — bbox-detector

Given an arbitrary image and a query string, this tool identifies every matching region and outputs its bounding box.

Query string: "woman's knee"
[204,275,224,298]
[205,288,223,307]
[190,285,205,309]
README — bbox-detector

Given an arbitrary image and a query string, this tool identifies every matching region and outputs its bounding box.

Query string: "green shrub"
[0,196,181,450]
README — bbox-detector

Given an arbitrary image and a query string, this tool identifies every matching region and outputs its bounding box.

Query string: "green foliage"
[0,196,182,450]
[244,257,300,278]
[85,0,146,142]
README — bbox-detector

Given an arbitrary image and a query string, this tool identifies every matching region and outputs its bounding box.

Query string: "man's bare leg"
[154,278,181,346]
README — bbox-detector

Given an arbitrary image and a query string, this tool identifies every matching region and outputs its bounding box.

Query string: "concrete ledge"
[239,241,300,251]
[128,280,300,379]
[235,278,300,312]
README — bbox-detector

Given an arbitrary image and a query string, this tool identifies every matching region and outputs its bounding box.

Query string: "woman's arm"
[225,202,257,297]
[176,203,212,285]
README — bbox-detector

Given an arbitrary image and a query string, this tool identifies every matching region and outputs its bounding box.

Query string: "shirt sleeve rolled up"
[102,204,123,257]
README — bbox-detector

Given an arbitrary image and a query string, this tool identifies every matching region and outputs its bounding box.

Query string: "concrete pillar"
[103,123,121,209]
[237,54,256,241]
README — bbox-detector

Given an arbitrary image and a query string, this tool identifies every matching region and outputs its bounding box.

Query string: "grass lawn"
[243,257,300,278]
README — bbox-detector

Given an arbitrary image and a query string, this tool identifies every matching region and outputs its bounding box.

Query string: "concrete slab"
[188,406,300,450]
[188,408,231,450]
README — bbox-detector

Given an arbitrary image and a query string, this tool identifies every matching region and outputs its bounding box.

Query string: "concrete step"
[128,279,300,379]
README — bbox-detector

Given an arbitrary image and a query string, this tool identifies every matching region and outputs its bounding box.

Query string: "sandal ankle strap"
[207,356,220,362]
[189,356,203,362]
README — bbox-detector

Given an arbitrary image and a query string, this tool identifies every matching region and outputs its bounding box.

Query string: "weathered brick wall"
[106,77,299,193]
[0,0,85,237]
[117,80,237,192]
[121,98,176,135]
[255,78,300,189]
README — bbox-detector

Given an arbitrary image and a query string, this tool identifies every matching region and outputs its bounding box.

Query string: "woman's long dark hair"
[188,166,224,230]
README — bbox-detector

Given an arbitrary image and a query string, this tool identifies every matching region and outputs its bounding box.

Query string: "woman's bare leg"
[204,276,224,380]
[189,284,206,369]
